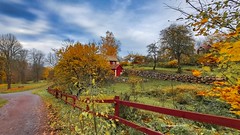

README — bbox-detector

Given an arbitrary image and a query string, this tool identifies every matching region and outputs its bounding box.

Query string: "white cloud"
[44,0,183,56]
[21,35,63,54]
[0,14,49,35]
[1,0,194,56]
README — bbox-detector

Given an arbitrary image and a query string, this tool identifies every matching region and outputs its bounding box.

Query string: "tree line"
[0,34,47,89]
[123,24,196,73]
[0,31,120,90]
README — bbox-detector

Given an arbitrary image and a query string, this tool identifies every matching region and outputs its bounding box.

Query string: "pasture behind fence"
[47,87,240,135]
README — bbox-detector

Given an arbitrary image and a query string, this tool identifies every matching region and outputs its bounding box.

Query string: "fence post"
[86,98,90,111]
[55,90,58,99]
[73,96,76,109]
[65,96,67,104]
[114,96,120,117]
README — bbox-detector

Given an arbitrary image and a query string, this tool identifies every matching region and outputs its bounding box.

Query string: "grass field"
[123,65,221,77]
[123,65,200,74]
[34,78,240,134]
[0,97,8,108]
[0,81,49,93]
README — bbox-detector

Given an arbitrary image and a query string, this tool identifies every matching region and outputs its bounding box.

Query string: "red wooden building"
[107,56,123,77]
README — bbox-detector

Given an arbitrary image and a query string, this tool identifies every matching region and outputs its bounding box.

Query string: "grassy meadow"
[33,77,240,134]
[0,81,49,93]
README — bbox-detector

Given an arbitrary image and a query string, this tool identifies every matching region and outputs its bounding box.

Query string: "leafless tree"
[15,49,28,84]
[147,42,160,70]
[29,48,45,82]
[46,52,58,67]
[0,34,22,89]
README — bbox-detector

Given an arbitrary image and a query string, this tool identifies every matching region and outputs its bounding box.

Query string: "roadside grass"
[33,88,118,134]
[0,81,49,93]
[0,97,8,108]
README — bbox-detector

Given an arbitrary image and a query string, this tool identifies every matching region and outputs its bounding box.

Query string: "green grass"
[0,97,8,108]
[103,79,210,108]
[0,81,49,93]
[33,87,118,134]
[123,65,200,74]
[33,78,239,134]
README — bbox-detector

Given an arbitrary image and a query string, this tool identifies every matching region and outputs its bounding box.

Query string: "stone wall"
[125,69,224,85]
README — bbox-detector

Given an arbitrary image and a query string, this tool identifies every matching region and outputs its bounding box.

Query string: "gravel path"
[0,91,47,135]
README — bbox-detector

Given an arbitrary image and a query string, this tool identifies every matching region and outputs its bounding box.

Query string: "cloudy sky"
[0,0,190,56]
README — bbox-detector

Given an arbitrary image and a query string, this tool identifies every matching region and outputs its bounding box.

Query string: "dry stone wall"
[125,69,224,85]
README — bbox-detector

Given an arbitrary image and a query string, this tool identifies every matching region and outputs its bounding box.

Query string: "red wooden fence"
[47,87,240,135]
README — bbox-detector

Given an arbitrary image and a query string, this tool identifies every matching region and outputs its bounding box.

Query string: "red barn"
[107,56,123,77]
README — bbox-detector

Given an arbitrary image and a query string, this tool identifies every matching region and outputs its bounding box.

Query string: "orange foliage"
[100,31,120,57]
[54,42,113,90]
[183,0,240,115]
[192,70,201,77]
[202,27,240,115]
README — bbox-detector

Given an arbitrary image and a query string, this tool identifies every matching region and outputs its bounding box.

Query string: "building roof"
[111,64,122,70]
[106,55,118,62]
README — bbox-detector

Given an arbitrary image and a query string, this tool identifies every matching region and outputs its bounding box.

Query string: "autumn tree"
[167,0,239,36]
[124,53,145,67]
[171,0,240,115]
[100,31,120,57]
[160,24,195,73]
[54,42,112,94]
[29,49,45,82]
[147,42,160,70]
[42,66,53,80]
[0,34,22,89]
[132,54,145,65]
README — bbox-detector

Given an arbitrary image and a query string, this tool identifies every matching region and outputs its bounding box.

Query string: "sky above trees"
[0,0,191,56]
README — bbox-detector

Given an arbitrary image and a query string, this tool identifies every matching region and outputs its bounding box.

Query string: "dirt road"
[0,91,47,135]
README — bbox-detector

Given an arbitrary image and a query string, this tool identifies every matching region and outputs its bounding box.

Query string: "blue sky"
[0,0,189,56]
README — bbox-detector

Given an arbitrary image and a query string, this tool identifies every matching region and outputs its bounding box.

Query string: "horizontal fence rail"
[47,87,240,134]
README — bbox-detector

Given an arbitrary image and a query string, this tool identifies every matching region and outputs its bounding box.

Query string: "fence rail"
[47,87,240,135]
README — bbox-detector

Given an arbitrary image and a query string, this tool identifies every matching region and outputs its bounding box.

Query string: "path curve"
[0,91,47,135]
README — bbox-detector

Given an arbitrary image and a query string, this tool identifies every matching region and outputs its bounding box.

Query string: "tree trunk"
[153,60,156,70]
[177,56,182,73]
[6,63,11,89]
[6,72,11,89]
[153,57,157,70]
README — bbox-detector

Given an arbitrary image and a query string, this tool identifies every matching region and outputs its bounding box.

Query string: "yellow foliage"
[42,67,52,80]
[100,31,119,56]
[192,70,201,77]
[202,66,211,72]
[54,42,113,91]
[197,91,206,96]
[183,0,240,115]
[200,18,208,24]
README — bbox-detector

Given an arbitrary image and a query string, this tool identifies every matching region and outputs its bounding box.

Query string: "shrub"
[159,60,178,68]
[120,61,129,66]
[166,60,178,68]
[175,93,193,104]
